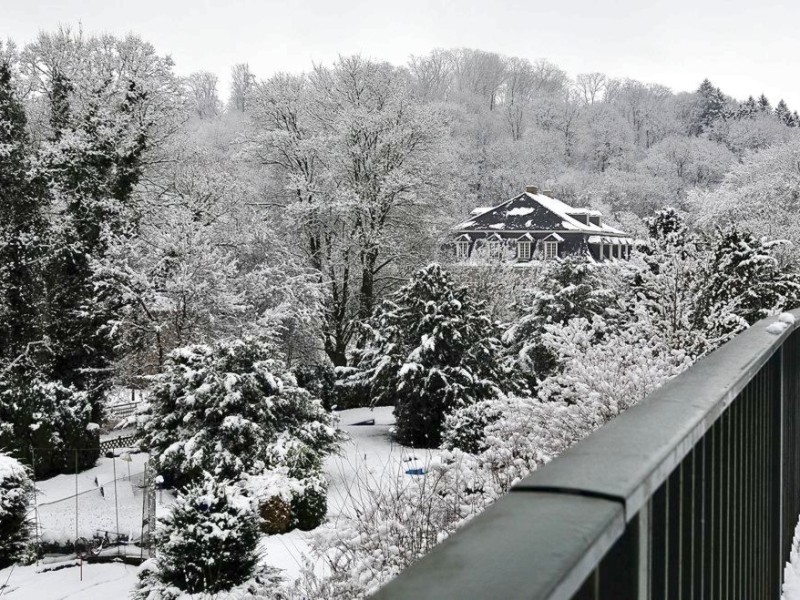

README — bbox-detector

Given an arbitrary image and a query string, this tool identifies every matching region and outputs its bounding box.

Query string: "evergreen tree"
[134,474,267,596]
[775,99,793,125]
[735,95,759,120]
[0,61,46,364]
[758,93,772,113]
[40,73,150,427]
[692,79,727,134]
[0,453,33,568]
[503,257,622,388]
[350,264,514,447]
[140,337,341,489]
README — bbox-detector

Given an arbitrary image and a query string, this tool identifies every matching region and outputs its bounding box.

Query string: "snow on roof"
[455,192,626,235]
[507,206,535,216]
[470,206,494,216]
[543,232,565,242]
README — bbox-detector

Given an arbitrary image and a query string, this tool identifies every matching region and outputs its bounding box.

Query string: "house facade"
[452,186,633,263]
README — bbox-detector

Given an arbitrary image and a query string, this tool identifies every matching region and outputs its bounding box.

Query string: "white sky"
[5,0,800,108]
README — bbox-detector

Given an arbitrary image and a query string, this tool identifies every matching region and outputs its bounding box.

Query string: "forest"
[1,27,800,599]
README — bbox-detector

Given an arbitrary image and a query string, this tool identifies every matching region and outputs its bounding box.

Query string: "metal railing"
[373,309,800,600]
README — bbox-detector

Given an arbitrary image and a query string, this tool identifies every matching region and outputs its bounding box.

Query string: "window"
[456,240,470,259]
[544,241,558,260]
[517,240,531,261]
[488,241,502,258]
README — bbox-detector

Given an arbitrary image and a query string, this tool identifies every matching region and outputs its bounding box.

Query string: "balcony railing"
[373,309,800,600]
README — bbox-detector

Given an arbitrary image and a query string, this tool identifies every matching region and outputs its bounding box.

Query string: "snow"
[767,313,796,335]
[259,406,438,582]
[32,451,174,545]
[784,515,800,599]
[8,406,430,597]
[506,207,534,216]
[488,223,505,229]
[0,560,140,600]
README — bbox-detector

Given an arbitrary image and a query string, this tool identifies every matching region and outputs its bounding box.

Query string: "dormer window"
[517,240,532,261]
[544,240,558,260]
[487,240,502,257]
[456,240,470,259]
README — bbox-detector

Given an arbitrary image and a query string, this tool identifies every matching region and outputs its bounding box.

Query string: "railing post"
[779,342,786,593]
[638,503,650,599]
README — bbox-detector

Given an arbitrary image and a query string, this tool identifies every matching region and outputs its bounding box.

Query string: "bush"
[292,475,328,531]
[243,468,328,534]
[441,399,504,454]
[0,453,33,568]
[0,370,99,479]
[134,474,263,596]
[139,337,342,489]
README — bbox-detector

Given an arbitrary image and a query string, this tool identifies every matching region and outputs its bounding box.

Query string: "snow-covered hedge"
[0,452,33,568]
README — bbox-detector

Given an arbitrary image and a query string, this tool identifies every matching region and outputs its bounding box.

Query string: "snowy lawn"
[259,405,440,580]
[32,449,174,546]
[0,559,141,600]
[3,406,438,597]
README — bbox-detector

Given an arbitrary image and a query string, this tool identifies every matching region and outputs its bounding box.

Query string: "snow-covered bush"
[0,369,98,479]
[0,453,32,568]
[133,473,278,598]
[441,399,503,454]
[502,256,626,388]
[295,453,491,599]
[350,263,516,448]
[241,467,329,533]
[138,336,342,490]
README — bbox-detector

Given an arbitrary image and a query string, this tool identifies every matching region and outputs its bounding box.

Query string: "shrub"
[441,399,504,454]
[134,474,264,597]
[0,453,33,568]
[139,337,342,489]
[0,370,99,479]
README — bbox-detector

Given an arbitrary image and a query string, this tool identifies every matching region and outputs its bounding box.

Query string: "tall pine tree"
[350,264,515,447]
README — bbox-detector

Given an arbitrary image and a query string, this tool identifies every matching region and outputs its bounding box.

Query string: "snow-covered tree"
[350,264,515,447]
[0,60,47,366]
[138,336,341,492]
[0,453,32,568]
[248,56,450,366]
[503,257,625,388]
[134,473,279,598]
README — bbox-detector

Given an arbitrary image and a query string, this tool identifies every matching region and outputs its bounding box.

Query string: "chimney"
[525,185,539,194]
[542,189,553,196]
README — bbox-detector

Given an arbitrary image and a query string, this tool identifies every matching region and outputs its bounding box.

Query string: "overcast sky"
[5,0,799,108]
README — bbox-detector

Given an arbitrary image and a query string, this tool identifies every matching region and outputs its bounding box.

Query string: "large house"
[452,186,633,263]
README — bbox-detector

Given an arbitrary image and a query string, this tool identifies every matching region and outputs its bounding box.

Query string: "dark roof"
[455,192,625,235]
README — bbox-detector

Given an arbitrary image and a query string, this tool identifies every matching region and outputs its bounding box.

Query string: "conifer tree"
[0,453,33,568]
[775,99,793,125]
[692,79,726,134]
[758,93,772,113]
[134,474,266,596]
[0,61,46,364]
[350,264,514,447]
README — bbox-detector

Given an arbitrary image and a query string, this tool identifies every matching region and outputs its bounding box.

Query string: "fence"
[374,310,800,600]
[29,448,157,559]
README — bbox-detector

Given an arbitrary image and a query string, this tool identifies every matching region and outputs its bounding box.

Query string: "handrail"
[373,309,800,600]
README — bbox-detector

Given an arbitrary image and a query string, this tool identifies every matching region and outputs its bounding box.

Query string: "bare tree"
[186,71,221,119]
[575,72,607,105]
[229,63,255,113]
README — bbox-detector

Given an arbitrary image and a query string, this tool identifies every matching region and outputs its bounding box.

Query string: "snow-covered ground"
[32,449,173,546]
[1,406,438,599]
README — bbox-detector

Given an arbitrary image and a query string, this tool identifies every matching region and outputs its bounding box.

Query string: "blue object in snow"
[405,467,425,476]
